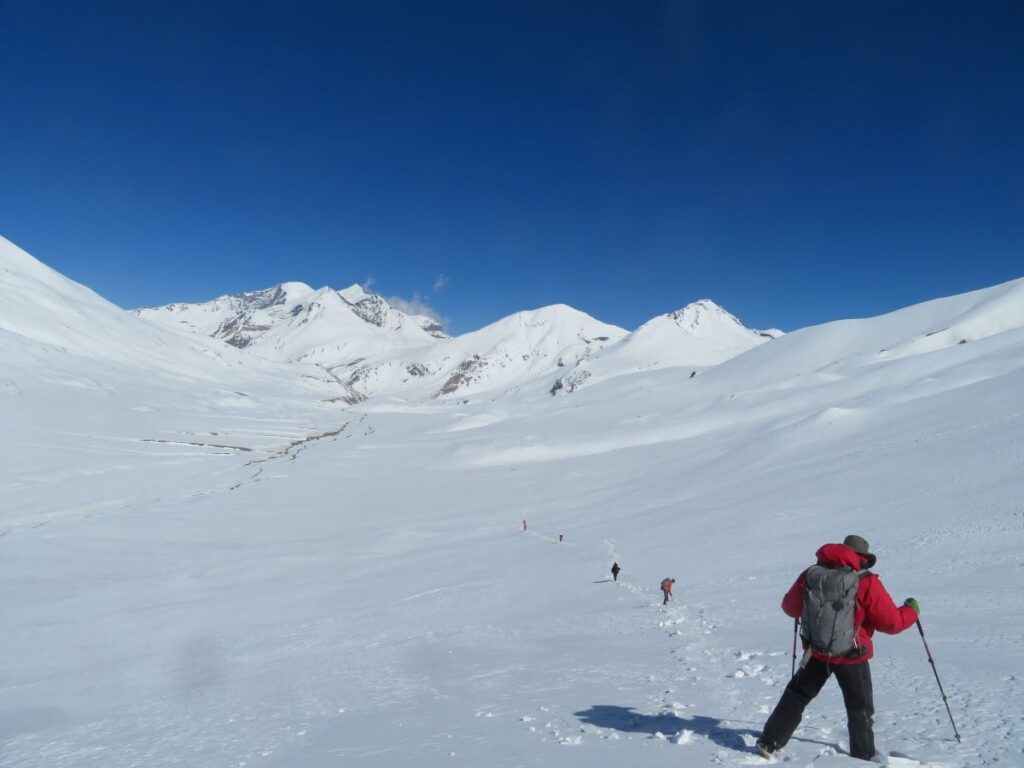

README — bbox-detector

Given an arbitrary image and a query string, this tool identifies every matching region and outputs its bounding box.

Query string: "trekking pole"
[916,620,961,743]
[791,618,799,677]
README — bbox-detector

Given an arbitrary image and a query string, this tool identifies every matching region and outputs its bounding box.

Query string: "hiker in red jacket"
[757,535,919,762]
[660,577,675,605]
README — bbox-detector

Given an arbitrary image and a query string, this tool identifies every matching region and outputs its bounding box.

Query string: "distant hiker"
[522,519,527,532]
[558,533,564,543]
[611,562,621,581]
[660,577,675,605]
[756,535,919,762]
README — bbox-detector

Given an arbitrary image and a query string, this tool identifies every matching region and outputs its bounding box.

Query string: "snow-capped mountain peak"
[475,303,621,338]
[665,299,736,330]
[658,300,783,341]
[137,281,446,364]
[338,283,369,303]
[338,285,447,339]
[337,304,628,401]
[137,281,771,402]
[628,299,769,352]
[546,299,776,394]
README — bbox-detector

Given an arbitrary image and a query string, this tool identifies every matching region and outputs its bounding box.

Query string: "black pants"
[760,657,875,760]
[662,591,670,604]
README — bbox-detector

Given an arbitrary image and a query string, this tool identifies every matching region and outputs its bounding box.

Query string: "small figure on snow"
[659,577,675,605]
[522,519,527,532]
[558,533,563,543]
[611,562,621,581]
[756,535,919,762]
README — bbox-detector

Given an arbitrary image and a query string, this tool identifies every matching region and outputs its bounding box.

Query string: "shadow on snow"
[574,705,759,751]
[575,705,838,753]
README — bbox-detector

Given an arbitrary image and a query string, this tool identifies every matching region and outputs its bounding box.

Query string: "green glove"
[904,598,920,614]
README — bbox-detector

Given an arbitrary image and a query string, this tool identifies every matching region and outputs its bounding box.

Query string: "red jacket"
[782,543,916,665]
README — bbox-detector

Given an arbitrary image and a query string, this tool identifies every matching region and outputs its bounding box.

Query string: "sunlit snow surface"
[1,236,1022,767]
[135,277,775,402]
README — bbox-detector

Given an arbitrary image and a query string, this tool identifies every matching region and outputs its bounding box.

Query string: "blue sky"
[1,2,1022,334]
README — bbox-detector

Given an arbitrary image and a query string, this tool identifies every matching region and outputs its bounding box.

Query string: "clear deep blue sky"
[2,2,1022,333]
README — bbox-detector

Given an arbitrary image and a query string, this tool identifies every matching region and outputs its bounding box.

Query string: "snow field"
[3,356,1022,767]
[2,238,1023,766]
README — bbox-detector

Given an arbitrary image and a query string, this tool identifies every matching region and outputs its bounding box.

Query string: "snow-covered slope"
[735,277,1024,374]
[551,300,776,394]
[2,239,1022,768]
[628,301,778,363]
[136,281,316,341]
[338,283,446,338]
[342,304,628,400]
[241,297,774,402]
[1,235,240,373]
[139,285,629,400]
[0,235,350,530]
[138,287,771,402]
[136,281,445,367]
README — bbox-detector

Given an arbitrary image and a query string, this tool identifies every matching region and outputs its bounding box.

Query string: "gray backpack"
[800,565,867,658]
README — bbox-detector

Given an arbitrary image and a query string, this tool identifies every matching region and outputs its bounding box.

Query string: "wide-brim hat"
[844,534,877,568]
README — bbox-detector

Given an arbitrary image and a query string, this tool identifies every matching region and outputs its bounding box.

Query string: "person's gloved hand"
[904,598,920,615]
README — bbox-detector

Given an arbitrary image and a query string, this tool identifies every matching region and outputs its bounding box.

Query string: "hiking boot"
[755,739,777,759]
